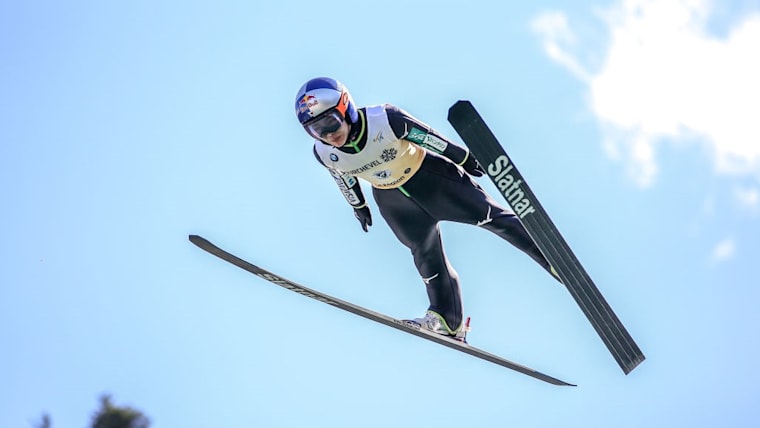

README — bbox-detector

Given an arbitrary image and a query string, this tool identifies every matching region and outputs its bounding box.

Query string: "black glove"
[462,153,485,177]
[353,205,372,232]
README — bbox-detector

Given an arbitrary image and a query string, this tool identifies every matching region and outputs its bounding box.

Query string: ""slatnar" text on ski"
[486,155,536,219]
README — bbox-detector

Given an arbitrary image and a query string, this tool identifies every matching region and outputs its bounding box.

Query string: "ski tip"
[447,100,473,118]
[188,234,207,247]
[447,101,482,126]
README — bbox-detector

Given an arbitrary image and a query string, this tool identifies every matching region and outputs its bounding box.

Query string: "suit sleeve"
[313,145,367,208]
[384,104,475,167]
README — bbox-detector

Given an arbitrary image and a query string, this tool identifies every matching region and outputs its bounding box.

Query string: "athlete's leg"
[405,153,555,277]
[372,187,464,330]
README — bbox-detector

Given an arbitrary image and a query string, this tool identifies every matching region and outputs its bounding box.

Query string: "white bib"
[314,105,425,189]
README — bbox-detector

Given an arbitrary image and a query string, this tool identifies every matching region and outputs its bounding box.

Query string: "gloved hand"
[462,153,485,177]
[353,205,372,232]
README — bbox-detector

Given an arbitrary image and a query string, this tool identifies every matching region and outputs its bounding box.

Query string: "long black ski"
[189,235,575,386]
[447,101,645,374]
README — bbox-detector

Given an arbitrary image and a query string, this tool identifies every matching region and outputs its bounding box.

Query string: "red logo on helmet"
[298,95,319,115]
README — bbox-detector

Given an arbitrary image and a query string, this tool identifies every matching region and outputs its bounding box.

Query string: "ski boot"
[404,310,471,343]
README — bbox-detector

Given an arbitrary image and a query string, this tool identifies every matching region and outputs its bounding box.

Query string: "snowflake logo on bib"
[381,148,397,162]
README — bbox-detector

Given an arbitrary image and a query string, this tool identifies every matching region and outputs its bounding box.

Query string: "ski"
[447,100,645,374]
[189,235,575,386]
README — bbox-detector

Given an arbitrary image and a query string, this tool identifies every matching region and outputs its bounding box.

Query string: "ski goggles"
[303,109,345,140]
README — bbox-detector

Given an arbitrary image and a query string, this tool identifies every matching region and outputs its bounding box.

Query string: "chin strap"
[345,109,366,152]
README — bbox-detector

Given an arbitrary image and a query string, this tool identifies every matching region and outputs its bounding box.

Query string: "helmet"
[295,77,358,139]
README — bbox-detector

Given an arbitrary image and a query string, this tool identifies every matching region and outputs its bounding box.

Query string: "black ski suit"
[312,104,552,331]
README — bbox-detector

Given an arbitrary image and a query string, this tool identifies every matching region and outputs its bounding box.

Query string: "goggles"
[303,109,345,140]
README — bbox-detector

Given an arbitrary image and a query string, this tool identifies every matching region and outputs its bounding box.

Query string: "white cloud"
[532,0,760,188]
[710,238,736,263]
[733,186,760,210]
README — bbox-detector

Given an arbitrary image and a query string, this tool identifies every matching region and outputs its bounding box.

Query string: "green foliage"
[34,394,150,428]
[90,395,150,428]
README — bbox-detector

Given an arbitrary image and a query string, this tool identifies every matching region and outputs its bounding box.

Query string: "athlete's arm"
[313,145,367,208]
[313,146,373,232]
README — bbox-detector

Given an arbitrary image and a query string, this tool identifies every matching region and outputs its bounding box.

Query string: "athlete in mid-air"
[295,77,558,340]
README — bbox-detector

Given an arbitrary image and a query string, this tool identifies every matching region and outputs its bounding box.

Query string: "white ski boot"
[405,310,471,343]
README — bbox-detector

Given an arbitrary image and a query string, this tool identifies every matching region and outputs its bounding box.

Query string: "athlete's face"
[321,120,350,147]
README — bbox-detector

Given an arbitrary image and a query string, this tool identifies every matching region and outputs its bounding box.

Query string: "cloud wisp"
[710,237,736,264]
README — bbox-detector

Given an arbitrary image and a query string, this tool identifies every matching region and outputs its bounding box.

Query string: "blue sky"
[2,0,760,427]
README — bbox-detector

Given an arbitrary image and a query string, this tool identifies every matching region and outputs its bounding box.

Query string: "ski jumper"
[313,104,552,330]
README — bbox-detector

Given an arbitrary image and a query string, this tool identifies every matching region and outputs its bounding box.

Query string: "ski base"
[189,235,575,387]
[447,100,645,374]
